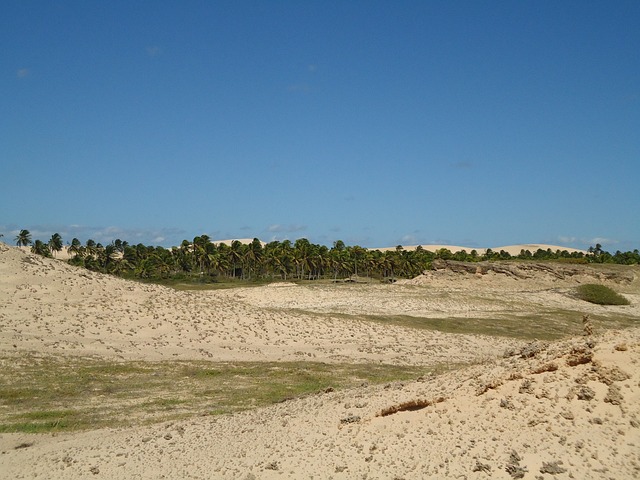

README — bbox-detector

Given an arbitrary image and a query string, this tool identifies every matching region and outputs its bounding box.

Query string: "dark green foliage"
[15,229,32,247]
[575,284,630,306]
[48,233,63,256]
[30,239,51,257]
[22,232,639,283]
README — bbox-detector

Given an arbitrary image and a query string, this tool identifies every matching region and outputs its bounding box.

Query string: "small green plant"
[575,284,630,306]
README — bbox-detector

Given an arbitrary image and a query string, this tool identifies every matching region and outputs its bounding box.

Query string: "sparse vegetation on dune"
[575,284,631,306]
[0,355,429,433]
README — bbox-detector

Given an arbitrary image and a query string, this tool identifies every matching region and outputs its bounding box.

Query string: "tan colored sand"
[1,244,515,365]
[375,243,588,255]
[1,243,639,479]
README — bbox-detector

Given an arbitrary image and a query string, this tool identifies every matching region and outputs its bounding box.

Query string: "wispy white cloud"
[400,234,418,245]
[558,236,577,244]
[588,237,618,246]
[0,224,187,247]
[556,235,618,248]
[266,224,307,233]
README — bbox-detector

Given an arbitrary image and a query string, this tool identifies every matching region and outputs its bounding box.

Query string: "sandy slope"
[1,243,639,479]
[2,331,639,479]
[0,244,514,365]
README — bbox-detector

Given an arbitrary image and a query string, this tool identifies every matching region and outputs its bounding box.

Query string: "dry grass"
[0,354,432,433]
[575,284,630,305]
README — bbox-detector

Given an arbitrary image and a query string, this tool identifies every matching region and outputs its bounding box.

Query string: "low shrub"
[575,284,630,306]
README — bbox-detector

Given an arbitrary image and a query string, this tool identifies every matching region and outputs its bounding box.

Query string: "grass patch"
[0,355,433,434]
[362,313,576,340]
[575,284,630,305]
[355,310,638,341]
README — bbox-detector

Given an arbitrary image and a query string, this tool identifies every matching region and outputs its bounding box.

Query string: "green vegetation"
[15,229,640,284]
[355,310,639,341]
[14,229,32,247]
[575,284,631,306]
[48,232,63,256]
[0,355,433,433]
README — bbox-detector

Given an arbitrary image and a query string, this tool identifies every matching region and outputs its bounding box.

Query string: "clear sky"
[1,1,639,251]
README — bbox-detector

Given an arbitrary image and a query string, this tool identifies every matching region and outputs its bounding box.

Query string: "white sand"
[1,243,639,479]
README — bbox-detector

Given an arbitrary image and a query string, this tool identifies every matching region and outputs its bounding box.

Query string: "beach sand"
[1,243,639,479]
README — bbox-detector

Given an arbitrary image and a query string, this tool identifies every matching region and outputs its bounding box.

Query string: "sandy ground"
[1,243,639,479]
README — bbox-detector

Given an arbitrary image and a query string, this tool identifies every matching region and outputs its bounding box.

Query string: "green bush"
[575,284,630,305]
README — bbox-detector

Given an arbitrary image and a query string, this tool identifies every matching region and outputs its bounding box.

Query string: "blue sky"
[1,1,639,251]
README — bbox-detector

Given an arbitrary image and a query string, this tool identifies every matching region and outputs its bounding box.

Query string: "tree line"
[9,229,640,283]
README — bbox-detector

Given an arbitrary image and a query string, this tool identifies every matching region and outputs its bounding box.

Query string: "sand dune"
[1,244,514,365]
[1,243,639,479]
[377,243,588,255]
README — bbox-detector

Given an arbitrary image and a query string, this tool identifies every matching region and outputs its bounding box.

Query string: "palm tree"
[349,245,366,278]
[330,241,349,281]
[264,240,292,280]
[15,229,32,247]
[67,238,84,259]
[294,238,312,279]
[201,243,222,277]
[174,241,194,273]
[111,255,132,276]
[329,248,347,281]
[99,243,119,271]
[48,233,63,257]
[114,238,128,253]
[31,239,51,257]
[85,239,98,258]
[229,240,245,278]
[192,235,211,273]
[245,238,264,279]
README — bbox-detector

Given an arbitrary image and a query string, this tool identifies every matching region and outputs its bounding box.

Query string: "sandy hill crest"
[375,243,588,255]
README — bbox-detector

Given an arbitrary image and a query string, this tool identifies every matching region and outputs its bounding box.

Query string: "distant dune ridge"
[376,243,588,255]
[1,242,639,479]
